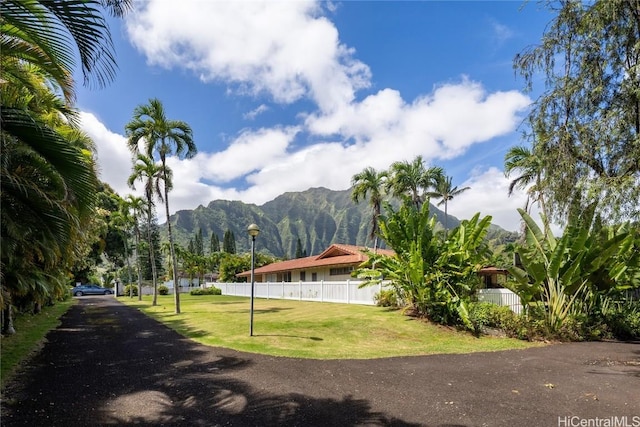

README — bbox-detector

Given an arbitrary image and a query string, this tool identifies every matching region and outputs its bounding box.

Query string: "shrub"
[158,285,169,295]
[502,302,640,342]
[374,289,399,307]
[467,302,517,336]
[604,302,640,340]
[190,287,222,296]
[467,302,492,335]
[123,285,138,297]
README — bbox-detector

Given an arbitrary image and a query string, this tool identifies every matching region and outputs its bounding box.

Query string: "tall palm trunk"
[443,201,449,240]
[372,204,381,253]
[2,304,16,335]
[146,205,158,306]
[161,156,180,314]
[123,235,133,297]
[134,221,143,301]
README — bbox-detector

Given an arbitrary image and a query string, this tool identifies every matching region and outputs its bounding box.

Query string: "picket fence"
[476,288,523,314]
[208,280,385,306]
[204,280,523,313]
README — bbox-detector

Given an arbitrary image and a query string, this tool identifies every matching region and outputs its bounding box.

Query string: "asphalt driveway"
[1,296,638,426]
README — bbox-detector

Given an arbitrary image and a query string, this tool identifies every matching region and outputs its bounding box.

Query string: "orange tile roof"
[237,244,394,277]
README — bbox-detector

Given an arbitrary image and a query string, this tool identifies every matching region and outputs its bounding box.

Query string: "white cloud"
[243,104,269,120]
[306,78,530,161]
[84,2,534,229]
[80,112,135,197]
[126,0,370,111]
[492,21,514,45]
[187,126,300,182]
[82,78,530,227]
[448,166,564,234]
[446,167,526,232]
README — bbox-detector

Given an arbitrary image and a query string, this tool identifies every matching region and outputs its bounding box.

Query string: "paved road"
[1,297,638,426]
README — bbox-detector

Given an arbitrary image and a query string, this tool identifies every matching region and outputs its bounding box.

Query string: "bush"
[123,285,138,297]
[604,302,640,340]
[190,287,222,296]
[467,302,517,336]
[158,285,169,295]
[465,301,640,342]
[374,289,399,307]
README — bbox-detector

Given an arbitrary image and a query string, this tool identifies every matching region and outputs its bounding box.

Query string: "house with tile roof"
[231,244,521,311]
[237,244,395,283]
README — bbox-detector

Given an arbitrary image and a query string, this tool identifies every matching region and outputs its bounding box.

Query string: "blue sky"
[77,1,553,232]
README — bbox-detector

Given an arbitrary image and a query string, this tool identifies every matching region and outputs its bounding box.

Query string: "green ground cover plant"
[120,294,538,359]
[189,287,221,296]
[0,299,75,388]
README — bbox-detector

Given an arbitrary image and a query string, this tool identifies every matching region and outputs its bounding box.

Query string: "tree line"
[1,0,134,334]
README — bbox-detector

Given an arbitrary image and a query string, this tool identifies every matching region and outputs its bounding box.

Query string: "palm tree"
[1,67,99,332]
[127,154,167,306]
[125,195,146,301]
[351,167,387,251]
[1,0,131,331]
[426,175,470,239]
[160,241,175,285]
[387,156,443,210]
[1,0,132,101]
[504,145,548,233]
[111,201,135,297]
[126,98,196,314]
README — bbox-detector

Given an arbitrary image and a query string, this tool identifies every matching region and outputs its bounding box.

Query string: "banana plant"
[356,201,440,310]
[507,203,633,330]
[356,202,492,328]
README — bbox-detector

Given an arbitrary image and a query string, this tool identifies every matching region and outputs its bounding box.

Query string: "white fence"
[209,280,385,305]
[206,281,522,313]
[476,288,522,314]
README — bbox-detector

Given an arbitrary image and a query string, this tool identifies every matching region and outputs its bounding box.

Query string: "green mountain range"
[166,187,514,258]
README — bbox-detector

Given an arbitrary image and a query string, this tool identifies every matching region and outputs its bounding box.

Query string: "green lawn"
[1,299,75,388]
[120,294,539,359]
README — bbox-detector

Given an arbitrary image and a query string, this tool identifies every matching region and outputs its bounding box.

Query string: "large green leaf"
[1,107,97,215]
[518,208,550,261]
[547,232,569,280]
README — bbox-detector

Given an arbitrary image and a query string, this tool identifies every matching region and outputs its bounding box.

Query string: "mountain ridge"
[166,187,512,257]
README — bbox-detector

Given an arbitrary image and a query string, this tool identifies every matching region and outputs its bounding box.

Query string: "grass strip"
[120,294,539,359]
[1,299,75,388]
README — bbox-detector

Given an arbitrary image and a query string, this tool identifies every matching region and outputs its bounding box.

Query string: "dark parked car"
[71,284,113,296]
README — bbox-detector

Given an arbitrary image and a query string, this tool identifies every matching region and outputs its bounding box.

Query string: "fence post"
[267,281,270,300]
[299,280,302,300]
[282,281,285,299]
[347,279,350,304]
[321,280,324,302]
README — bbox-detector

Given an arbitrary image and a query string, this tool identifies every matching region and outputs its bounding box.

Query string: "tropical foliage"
[386,156,443,210]
[127,154,166,305]
[348,158,492,330]
[506,205,638,333]
[1,0,130,334]
[126,98,197,314]
[514,0,640,224]
[426,174,470,238]
[355,201,492,329]
[351,167,387,251]
[500,0,640,340]
[218,252,277,283]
